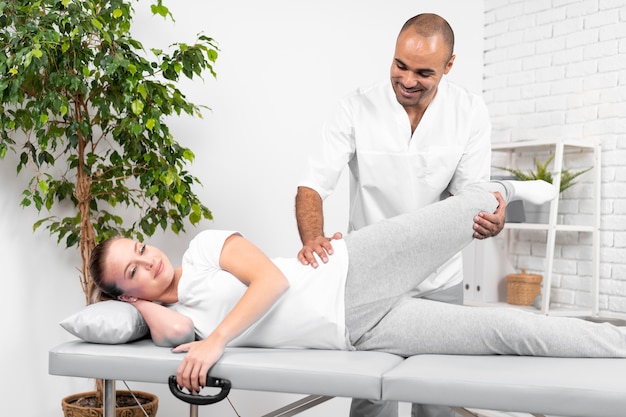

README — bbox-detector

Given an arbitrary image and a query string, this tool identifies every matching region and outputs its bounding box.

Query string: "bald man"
[295,14,505,417]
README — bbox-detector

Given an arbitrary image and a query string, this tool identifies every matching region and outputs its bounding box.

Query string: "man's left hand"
[473,192,506,239]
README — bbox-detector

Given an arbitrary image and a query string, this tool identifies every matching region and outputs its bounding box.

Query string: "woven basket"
[62,390,158,417]
[506,269,542,306]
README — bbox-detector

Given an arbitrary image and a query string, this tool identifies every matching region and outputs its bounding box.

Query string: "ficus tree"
[0,0,217,304]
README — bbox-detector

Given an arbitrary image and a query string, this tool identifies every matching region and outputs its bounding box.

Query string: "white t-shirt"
[170,230,352,350]
[300,79,492,295]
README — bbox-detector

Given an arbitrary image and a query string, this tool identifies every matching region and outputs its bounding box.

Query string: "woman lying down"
[89,179,626,393]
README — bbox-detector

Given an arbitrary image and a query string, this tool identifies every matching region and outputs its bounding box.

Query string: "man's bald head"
[399,13,455,60]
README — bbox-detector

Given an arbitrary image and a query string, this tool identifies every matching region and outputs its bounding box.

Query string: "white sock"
[505,180,558,205]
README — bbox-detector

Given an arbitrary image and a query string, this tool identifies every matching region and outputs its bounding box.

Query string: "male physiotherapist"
[295,13,505,417]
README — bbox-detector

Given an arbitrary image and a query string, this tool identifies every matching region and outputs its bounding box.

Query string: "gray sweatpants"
[342,182,626,358]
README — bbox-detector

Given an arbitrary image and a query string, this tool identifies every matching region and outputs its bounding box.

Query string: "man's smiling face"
[390,30,455,110]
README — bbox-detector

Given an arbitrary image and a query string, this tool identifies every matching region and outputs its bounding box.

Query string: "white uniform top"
[170,230,352,350]
[300,79,492,295]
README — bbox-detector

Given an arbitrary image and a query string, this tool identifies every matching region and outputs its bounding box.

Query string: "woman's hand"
[173,335,226,393]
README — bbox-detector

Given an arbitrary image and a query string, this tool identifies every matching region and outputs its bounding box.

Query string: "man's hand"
[297,232,343,268]
[473,192,506,239]
[295,186,343,268]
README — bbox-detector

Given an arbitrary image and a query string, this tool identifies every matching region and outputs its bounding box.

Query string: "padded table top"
[50,340,626,416]
[383,354,626,417]
[49,339,403,400]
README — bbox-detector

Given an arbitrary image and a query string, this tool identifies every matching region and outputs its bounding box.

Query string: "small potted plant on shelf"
[0,1,218,416]
[494,154,592,223]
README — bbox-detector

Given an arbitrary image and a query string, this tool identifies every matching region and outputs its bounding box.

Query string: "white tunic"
[170,230,352,350]
[300,79,492,295]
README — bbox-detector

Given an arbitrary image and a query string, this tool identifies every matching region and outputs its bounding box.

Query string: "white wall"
[483,0,626,316]
[0,1,484,416]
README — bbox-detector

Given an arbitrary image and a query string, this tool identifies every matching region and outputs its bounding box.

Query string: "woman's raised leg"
[343,180,556,344]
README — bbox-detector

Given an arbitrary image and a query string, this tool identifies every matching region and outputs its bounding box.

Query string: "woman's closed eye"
[129,244,147,278]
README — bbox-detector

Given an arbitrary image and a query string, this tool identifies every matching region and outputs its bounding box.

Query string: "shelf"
[465,300,593,317]
[505,223,595,233]
[465,138,601,317]
[492,138,598,151]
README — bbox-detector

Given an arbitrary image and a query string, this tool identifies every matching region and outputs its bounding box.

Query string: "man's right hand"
[297,232,343,268]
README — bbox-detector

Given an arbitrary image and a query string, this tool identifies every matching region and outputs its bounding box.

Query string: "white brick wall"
[484,0,626,316]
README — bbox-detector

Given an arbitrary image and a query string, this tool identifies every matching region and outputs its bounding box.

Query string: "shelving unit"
[478,138,601,316]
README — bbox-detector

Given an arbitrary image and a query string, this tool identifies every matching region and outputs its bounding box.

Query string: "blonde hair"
[89,236,123,300]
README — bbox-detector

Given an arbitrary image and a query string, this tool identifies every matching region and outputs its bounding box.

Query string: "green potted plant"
[0,0,218,414]
[495,154,592,194]
[494,154,592,223]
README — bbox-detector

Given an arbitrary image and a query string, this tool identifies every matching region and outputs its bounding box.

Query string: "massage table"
[49,339,626,417]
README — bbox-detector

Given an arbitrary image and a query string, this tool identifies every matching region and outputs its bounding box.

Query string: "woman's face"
[103,238,176,301]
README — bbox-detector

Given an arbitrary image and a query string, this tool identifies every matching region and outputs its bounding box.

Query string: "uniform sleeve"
[447,95,492,195]
[298,100,356,200]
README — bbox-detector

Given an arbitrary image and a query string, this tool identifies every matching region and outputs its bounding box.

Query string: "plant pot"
[62,390,158,417]
[523,202,550,224]
[504,200,526,223]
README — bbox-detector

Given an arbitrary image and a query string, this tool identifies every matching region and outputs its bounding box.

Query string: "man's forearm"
[295,186,325,243]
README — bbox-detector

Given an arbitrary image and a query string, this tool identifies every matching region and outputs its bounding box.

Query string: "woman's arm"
[131,299,195,347]
[173,233,290,392]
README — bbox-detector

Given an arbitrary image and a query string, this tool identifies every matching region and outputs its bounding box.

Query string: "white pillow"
[60,300,149,344]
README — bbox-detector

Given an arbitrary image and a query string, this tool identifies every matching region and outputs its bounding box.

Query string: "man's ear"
[444,54,455,74]
[118,295,138,303]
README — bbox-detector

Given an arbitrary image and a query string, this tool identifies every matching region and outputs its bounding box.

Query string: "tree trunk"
[76,172,97,305]
[74,129,102,405]
[74,126,97,305]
